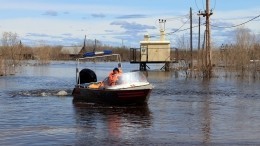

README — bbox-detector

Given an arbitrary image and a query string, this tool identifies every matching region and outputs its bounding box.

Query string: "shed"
[140,32,170,62]
[130,30,171,71]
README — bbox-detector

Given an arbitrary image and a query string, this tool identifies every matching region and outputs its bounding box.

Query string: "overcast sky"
[0,0,259,48]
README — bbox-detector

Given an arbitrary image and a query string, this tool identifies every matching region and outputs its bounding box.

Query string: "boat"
[72,51,153,105]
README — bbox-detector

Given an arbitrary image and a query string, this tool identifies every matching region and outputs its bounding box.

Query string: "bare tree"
[0,32,23,75]
[33,46,52,65]
[175,35,191,77]
[211,27,259,79]
[231,27,255,76]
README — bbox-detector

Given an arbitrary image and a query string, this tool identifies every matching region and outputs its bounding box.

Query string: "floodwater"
[0,61,259,146]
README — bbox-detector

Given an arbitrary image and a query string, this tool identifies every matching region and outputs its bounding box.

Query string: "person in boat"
[108,66,123,86]
[88,63,122,88]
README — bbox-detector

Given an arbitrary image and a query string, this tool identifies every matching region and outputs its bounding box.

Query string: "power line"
[150,17,190,38]
[149,12,259,39]
[195,0,201,11]
[166,23,205,35]
[195,0,216,13]
[153,14,190,32]
[211,14,260,28]
[212,0,216,11]
[162,14,190,21]
[165,18,191,35]
[195,0,215,12]
[150,22,205,38]
[201,0,205,10]
[153,13,198,28]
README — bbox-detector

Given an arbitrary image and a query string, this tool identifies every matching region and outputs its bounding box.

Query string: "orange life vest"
[108,69,122,86]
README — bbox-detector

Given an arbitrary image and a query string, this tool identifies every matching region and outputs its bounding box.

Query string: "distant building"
[21,47,34,59]
[60,46,83,59]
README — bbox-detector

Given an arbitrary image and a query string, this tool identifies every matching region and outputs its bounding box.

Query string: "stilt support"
[140,63,147,71]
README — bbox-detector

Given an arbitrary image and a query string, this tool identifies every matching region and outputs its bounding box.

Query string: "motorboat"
[72,51,153,105]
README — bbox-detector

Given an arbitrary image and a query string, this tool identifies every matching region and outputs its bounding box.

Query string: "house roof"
[61,46,83,55]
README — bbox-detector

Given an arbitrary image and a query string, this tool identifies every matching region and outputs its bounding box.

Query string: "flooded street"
[0,61,259,145]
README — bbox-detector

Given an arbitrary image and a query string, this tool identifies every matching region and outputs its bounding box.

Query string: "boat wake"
[7,89,73,97]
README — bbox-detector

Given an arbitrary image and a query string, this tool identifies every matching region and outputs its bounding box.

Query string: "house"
[60,46,83,59]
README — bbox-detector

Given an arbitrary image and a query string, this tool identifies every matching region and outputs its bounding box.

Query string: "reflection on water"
[0,61,260,145]
[73,103,152,145]
[201,80,212,144]
[142,70,176,81]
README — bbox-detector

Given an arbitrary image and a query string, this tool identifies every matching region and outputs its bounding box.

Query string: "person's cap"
[113,67,119,72]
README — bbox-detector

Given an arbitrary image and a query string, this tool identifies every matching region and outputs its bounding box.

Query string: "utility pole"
[198,15,201,69]
[202,30,206,69]
[198,15,201,51]
[83,35,86,52]
[93,39,96,52]
[122,39,124,48]
[197,0,213,78]
[190,7,193,70]
[206,0,212,77]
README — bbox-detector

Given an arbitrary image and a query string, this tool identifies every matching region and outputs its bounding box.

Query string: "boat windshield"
[102,71,148,86]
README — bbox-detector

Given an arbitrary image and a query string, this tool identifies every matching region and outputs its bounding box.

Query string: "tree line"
[0,32,131,75]
[1,27,260,78]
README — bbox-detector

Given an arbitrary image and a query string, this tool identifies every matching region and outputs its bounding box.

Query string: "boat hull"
[72,84,152,105]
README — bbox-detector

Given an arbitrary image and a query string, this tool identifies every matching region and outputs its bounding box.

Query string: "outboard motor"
[78,68,97,84]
